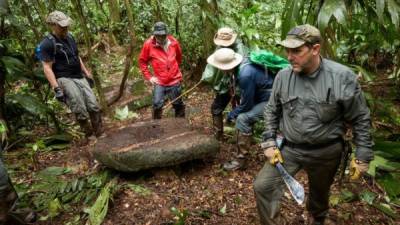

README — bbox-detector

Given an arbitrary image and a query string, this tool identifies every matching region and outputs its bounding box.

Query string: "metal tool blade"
[276,162,305,205]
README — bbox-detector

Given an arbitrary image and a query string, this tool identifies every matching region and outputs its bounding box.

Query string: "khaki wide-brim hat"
[214,27,238,47]
[207,48,243,71]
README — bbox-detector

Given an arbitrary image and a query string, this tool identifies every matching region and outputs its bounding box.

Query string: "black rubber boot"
[0,182,36,225]
[153,108,163,120]
[77,119,93,138]
[174,105,185,118]
[237,132,253,155]
[89,111,104,137]
[212,114,223,141]
[0,185,17,224]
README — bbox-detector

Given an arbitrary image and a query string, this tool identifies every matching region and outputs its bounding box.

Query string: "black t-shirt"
[39,33,83,79]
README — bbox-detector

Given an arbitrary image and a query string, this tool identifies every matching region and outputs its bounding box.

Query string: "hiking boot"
[6,209,37,225]
[77,119,93,138]
[309,216,336,225]
[237,132,252,155]
[153,108,163,120]
[0,185,17,224]
[223,154,246,171]
[212,114,223,141]
[89,111,104,137]
[0,183,36,225]
[174,105,185,118]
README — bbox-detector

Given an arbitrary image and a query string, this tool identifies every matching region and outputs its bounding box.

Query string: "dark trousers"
[211,92,239,116]
[153,83,184,110]
[0,146,11,198]
[253,142,343,225]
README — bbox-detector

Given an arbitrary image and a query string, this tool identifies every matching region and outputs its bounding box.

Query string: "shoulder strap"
[46,33,57,56]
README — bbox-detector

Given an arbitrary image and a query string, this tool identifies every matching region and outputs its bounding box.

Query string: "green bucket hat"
[279,24,321,48]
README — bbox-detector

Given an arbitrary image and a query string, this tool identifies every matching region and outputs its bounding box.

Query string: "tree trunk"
[199,0,219,59]
[33,0,47,24]
[175,0,181,38]
[108,0,120,23]
[48,0,57,11]
[71,0,109,114]
[154,0,163,21]
[107,0,137,105]
[0,71,5,124]
[21,1,41,42]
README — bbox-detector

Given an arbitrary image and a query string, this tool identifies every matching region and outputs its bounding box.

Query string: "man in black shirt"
[39,11,103,139]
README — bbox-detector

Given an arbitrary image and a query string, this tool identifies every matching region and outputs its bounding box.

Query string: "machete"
[275,138,305,205]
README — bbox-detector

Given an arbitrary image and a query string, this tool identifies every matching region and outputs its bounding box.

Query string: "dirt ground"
[14,84,396,225]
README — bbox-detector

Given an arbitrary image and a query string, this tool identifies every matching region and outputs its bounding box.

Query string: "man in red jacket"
[139,22,185,119]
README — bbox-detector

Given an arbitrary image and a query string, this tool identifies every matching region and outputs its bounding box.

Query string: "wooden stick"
[163,80,203,110]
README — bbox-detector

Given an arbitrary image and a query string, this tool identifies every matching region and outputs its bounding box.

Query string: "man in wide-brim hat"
[207,48,274,170]
[202,27,249,142]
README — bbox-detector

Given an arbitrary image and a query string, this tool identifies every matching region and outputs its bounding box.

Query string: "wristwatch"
[262,132,276,142]
[260,140,276,149]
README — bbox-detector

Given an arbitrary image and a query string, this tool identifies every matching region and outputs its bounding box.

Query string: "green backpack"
[248,50,290,75]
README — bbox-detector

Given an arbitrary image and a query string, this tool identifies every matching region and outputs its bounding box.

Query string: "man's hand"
[264,147,283,165]
[54,87,65,103]
[150,77,159,85]
[350,158,369,180]
[226,111,235,124]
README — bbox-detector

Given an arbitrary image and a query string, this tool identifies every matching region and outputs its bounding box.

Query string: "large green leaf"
[281,0,297,39]
[8,93,51,116]
[368,155,400,177]
[359,190,377,205]
[387,0,400,28]
[376,173,400,200]
[84,179,117,225]
[373,140,400,160]
[317,0,346,31]
[373,202,399,219]
[1,56,29,81]
[375,0,385,22]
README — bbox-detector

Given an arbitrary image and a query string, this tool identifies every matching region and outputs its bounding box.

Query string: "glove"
[86,77,95,88]
[54,87,65,103]
[226,111,235,124]
[264,147,283,165]
[150,77,159,85]
[349,158,369,180]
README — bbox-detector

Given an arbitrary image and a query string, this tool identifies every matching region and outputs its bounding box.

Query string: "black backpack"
[35,33,74,62]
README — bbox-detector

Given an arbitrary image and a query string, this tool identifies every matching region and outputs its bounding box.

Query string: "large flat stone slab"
[93,118,219,172]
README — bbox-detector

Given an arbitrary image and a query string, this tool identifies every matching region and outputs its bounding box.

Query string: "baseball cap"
[46,11,72,27]
[279,24,321,48]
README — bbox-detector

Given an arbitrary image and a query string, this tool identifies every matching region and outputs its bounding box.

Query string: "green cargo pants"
[57,77,100,121]
[253,142,342,225]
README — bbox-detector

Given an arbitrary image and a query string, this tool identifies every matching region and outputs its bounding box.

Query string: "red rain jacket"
[139,35,183,86]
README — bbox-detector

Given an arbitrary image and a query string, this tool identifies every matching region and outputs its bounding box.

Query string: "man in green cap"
[253,24,374,225]
[38,11,104,141]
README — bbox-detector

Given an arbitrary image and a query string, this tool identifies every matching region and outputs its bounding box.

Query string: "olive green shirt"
[264,58,374,162]
[201,39,248,94]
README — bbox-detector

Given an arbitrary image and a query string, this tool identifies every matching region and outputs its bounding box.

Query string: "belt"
[284,138,343,150]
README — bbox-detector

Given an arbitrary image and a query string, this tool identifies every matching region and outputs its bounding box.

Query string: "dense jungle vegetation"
[0,0,399,224]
